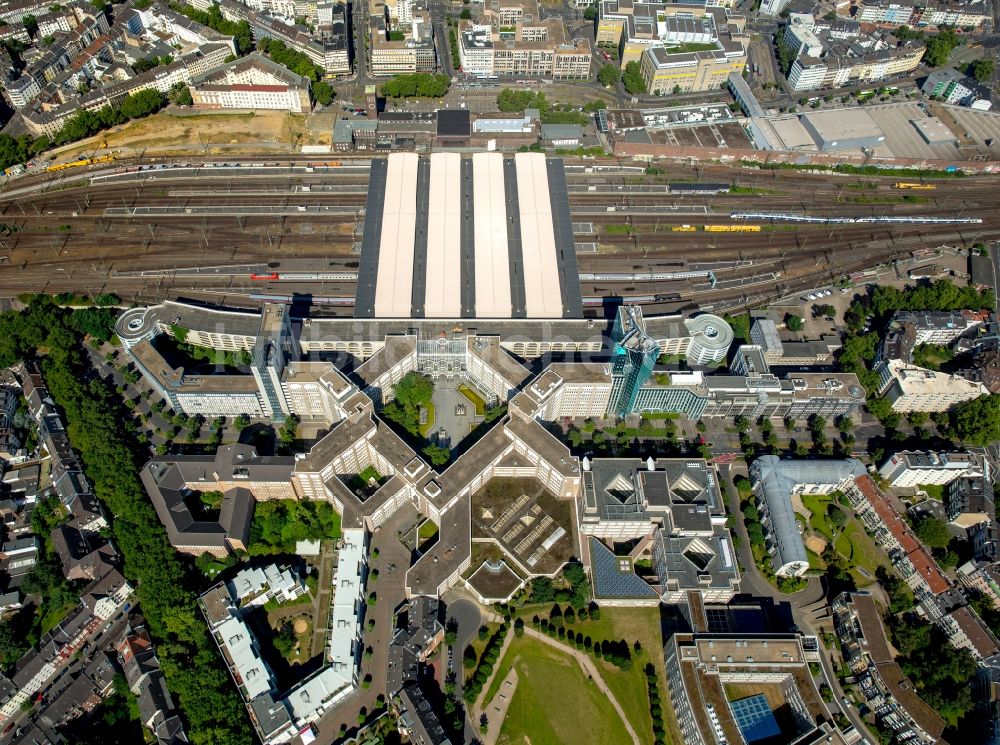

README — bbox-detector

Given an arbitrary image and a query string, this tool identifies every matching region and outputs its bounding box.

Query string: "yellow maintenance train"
[46,154,116,173]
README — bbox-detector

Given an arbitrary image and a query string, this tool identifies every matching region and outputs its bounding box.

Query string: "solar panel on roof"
[588,537,658,600]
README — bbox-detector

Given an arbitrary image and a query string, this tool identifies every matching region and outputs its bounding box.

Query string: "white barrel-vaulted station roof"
[425,153,463,319]
[355,152,581,320]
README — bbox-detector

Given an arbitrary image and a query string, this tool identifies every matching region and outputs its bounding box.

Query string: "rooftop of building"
[654,525,739,594]
[192,52,312,89]
[882,449,980,470]
[947,605,1000,659]
[851,475,950,594]
[582,457,721,525]
[883,358,989,396]
[588,537,659,600]
[835,592,946,738]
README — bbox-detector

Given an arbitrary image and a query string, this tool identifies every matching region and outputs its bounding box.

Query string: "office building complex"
[200,530,368,744]
[609,305,661,416]
[117,301,355,419]
[890,309,987,345]
[219,0,350,74]
[665,632,832,745]
[782,12,924,92]
[947,474,994,527]
[922,67,993,110]
[597,2,747,93]
[140,445,296,556]
[579,457,740,603]
[457,0,590,79]
[854,0,989,29]
[368,10,436,76]
[876,358,989,412]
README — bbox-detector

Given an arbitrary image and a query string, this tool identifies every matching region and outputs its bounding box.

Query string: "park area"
[491,605,679,745]
[490,635,633,745]
[799,493,886,585]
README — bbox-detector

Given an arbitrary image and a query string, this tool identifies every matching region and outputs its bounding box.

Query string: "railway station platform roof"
[354,153,583,321]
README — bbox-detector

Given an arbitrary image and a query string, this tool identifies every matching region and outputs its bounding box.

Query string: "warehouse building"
[354,152,582,320]
[798,109,886,152]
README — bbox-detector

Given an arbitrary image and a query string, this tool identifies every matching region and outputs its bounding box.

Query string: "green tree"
[950,395,999,446]
[913,516,949,549]
[583,3,598,20]
[272,623,296,658]
[876,566,914,613]
[497,88,537,111]
[785,314,803,332]
[622,61,645,94]
[0,297,251,743]
[775,28,796,74]
[168,83,193,106]
[598,64,620,86]
[971,58,995,82]
[249,499,342,553]
[380,73,450,98]
[924,29,959,67]
[313,80,334,106]
[395,372,434,407]
[422,444,450,466]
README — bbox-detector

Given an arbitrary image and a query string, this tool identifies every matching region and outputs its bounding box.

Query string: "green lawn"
[469,621,501,667]
[40,600,77,636]
[508,605,679,745]
[912,344,953,371]
[663,42,717,53]
[417,519,439,544]
[359,466,382,484]
[800,493,885,586]
[493,635,632,745]
[458,384,487,416]
[919,483,945,501]
[418,403,435,437]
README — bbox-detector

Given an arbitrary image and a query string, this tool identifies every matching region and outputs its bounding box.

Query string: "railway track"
[0,157,995,312]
